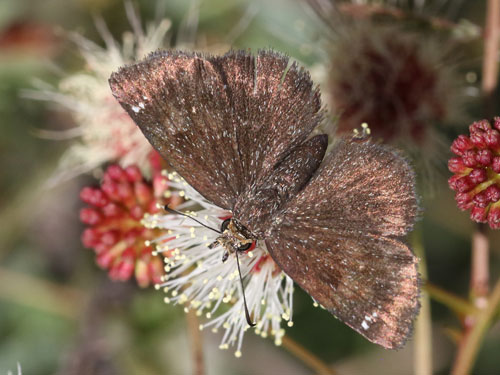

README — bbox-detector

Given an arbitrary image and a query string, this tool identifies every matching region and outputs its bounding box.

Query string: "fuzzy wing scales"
[266,138,420,348]
[109,50,323,211]
[234,134,327,237]
[282,137,419,237]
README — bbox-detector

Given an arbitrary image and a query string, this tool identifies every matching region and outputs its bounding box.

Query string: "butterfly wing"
[109,50,322,210]
[265,138,419,349]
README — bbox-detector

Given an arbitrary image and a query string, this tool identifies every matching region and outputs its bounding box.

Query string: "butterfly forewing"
[266,138,419,348]
[109,50,322,213]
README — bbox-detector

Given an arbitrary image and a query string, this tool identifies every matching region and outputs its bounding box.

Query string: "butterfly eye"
[220,218,231,232]
[237,243,252,251]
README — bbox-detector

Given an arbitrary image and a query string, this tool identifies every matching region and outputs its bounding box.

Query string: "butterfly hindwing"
[280,137,419,237]
[265,138,419,348]
[265,231,418,349]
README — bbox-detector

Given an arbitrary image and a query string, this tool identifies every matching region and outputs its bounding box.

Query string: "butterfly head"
[209,218,256,262]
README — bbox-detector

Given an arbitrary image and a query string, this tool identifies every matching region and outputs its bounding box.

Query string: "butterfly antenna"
[164,205,221,234]
[235,250,256,327]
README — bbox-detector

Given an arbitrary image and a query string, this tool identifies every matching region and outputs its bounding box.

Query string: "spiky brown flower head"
[328,24,456,147]
[448,118,500,229]
[25,8,174,183]
[307,0,480,38]
[80,161,182,287]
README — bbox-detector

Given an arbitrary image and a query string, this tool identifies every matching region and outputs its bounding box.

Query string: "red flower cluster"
[80,162,180,287]
[449,118,500,228]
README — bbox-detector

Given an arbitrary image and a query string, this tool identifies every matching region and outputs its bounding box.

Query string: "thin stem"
[451,1,500,372]
[470,225,490,303]
[451,280,500,375]
[451,227,491,374]
[185,310,205,375]
[412,227,432,375]
[424,283,478,316]
[481,0,500,117]
[281,335,337,375]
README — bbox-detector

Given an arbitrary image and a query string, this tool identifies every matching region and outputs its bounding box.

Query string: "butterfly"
[109,50,420,349]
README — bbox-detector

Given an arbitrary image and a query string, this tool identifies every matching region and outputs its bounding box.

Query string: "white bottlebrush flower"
[27,3,172,183]
[143,172,295,357]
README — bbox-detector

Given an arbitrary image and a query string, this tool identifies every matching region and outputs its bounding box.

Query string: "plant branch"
[481,0,500,117]
[185,310,205,375]
[470,225,490,303]
[424,283,478,316]
[412,226,432,375]
[281,335,337,375]
[451,279,500,375]
[450,225,491,374]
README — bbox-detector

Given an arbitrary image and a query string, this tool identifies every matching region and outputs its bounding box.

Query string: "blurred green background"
[0,0,499,374]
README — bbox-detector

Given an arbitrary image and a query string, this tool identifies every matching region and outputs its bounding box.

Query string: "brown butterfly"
[109,50,420,349]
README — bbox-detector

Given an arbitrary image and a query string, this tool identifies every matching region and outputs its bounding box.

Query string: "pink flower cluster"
[449,118,500,228]
[80,161,180,287]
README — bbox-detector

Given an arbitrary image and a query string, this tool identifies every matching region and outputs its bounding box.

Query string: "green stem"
[451,280,500,375]
[185,310,205,375]
[412,226,432,375]
[281,335,337,375]
[424,283,478,316]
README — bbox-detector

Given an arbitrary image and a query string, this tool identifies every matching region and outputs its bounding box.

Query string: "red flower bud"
[449,118,500,229]
[455,192,472,210]
[492,157,500,173]
[125,165,142,182]
[470,206,488,223]
[449,175,475,193]
[451,135,474,156]
[488,206,500,229]
[82,228,100,248]
[485,129,500,149]
[485,185,500,203]
[468,169,487,184]
[448,157,468,174]
[476,149,493,166]
[472,191,489,208]
[106,165,127,181]
[80,207,102,225]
